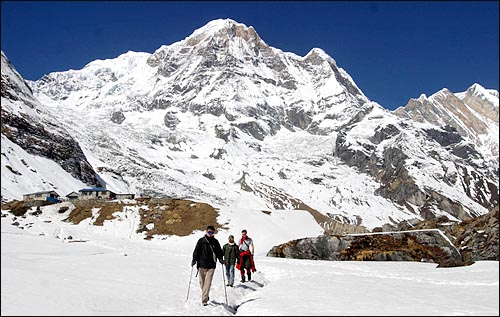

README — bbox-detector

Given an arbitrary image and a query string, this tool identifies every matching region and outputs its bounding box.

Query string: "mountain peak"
[184,18,263,47]
[431,88,454,100]
[468,82,485,92]
[465,82,497,102]
[190,18,244,36]
[417,93,428,101]
[305,47,335,61]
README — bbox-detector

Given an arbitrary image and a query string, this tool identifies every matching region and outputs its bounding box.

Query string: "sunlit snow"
[1,203,498,316]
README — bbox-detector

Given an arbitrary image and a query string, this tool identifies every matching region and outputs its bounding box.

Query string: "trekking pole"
[186,264,194,301]
[221,263,228,305]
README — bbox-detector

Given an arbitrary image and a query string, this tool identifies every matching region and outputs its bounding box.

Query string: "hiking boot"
[241,276,245,283]
[203,302,208,306]
[247,274,251,281]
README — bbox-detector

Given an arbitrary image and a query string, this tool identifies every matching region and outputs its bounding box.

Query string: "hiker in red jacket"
[236,229,256,282]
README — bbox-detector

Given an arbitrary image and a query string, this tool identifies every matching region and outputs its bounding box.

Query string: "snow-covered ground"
[1,203,498,316]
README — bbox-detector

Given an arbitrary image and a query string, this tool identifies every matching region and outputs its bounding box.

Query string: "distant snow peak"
[417,93,428,101]
[191,18,254,37]
[393,83,499,163]
[432,88,453,98]
[467,83,489,97]
[304,47,335,64]
[184,18,264,48]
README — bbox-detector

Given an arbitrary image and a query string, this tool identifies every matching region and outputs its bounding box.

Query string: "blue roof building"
[78,187,116,200]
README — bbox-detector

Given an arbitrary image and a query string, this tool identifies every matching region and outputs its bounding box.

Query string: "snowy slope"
[0,135,87,200]
[1,203,498,316]
[1,51,100,201]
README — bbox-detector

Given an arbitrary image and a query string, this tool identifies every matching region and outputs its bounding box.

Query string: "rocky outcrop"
[339,85,500,224]
[384,207,499,264]
[163,109,180,130]
[451,207,499,263]
[267,230,464,267]
[110,111,126,124]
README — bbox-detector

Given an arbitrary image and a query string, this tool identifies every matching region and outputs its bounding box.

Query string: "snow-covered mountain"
[394,84,499,163]
[2,19,498,231]
[1,51,102,202]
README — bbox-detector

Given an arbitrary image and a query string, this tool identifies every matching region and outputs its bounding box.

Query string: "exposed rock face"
[110,111,126,124]
[386,207,499,264]
[424,125,463,147]
[1,110,100,186]
[334,103,498,222]
[1,50,101,187]
[267,230,464,267]
[452,207,499,263]
[389,85,499,217]
[395,89,484,137]
[164,109,180,130]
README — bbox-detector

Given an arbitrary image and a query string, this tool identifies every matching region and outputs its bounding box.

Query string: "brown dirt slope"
[62,198,220,239]
[136,198,220,239]
[1,198,221,239]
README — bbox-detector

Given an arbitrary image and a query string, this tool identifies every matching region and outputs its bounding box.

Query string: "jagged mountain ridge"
[31,19,369,137]
[394,84,499,163]
[2,19,498,231]
[335,102,498,220]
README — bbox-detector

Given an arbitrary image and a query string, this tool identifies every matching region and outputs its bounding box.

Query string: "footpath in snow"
[185,270,268,315]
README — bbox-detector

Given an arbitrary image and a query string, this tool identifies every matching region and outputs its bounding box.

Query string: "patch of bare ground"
[1,200,55,216]
[61,198,221,239]
[3,198,221,238]
[1,200,30,216]
[137,198,220,239]
[93,203,126,225]
[64,200,107,224]
[63,201,131,226]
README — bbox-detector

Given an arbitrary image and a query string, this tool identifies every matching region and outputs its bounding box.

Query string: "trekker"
[222,235,239,287]
[236,229,256,283]
[191,225,224,306]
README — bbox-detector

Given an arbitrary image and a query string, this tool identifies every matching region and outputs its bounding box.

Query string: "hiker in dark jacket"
[222,235,239,287]
[191,225,224,306]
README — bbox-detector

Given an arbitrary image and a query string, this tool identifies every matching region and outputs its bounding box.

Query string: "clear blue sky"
[1,1,498,110]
